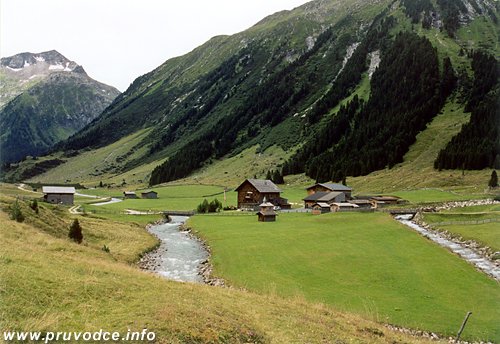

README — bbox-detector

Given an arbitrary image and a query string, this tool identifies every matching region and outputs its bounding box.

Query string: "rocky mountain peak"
[0,50,86,77]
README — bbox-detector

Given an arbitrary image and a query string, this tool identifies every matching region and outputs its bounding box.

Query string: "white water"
[148,216,208,283]
[395,215,500,281]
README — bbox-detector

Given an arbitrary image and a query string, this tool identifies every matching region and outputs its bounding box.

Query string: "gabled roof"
[259,202,275,207]
[306,183,352,192]
[141,190,157,194]
[303,191,343,202]
[123,191,136,195]
[314,202,331,208]
[42,186,75,194]
[235,179,281,193]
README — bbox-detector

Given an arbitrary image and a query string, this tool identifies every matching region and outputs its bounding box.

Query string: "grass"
[435,222,499,253]
[82,184,231,214]
[189,212,500,341]
[0,194,437,344]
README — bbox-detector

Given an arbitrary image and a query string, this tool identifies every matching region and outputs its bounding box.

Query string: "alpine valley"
[3,0,498,189]
[0,50,120,165]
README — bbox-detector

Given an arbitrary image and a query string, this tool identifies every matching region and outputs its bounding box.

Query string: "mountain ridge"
[3,0,498,186]
[0,50,120,164]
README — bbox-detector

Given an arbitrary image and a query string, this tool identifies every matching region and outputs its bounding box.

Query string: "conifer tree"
[69,219,83,244]
[489,170,498,188]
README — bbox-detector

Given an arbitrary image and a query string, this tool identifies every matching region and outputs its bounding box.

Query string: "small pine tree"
[266,170,272,180]
[489,170,498,188]
[68,219,83,244]
[30,199,39,214]
[10,200,25,222]
[99,181,103,188]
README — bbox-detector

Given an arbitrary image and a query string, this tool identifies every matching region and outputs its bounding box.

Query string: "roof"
[314,202,331,208]
[235,179,281,193]
[257,210,277,216]
[259,202,275,207]
[348,199,371,204]
[303,191,343,202]
[123,191,136,195]
[306,183,352,192]
[332,203,359,208]
[141,190,157,194]
[42,186,75,194]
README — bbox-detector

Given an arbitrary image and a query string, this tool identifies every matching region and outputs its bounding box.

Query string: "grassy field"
[0,195,438,344]
[189,212,500,341]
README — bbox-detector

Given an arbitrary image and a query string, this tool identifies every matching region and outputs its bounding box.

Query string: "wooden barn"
[235,179,290,210]
[303,191,345,209]
[370,196,402,208]
[42,186,75,205]
[141,191,158,199]
[306,183,352,199]
[257,202,277,222]
[123,191,138,199]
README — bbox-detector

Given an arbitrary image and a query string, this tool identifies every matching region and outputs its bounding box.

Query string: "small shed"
[348,199,372,209]
[123,191,138,199]
[141,191,158,199]
[312,202,331,215]
[42,186,75,205]
[331,202,359,212]
[306,183,353,199]
[257,202,277,222]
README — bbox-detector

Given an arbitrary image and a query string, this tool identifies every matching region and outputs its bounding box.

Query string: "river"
[146,216,208,283]
[395,215,500,281]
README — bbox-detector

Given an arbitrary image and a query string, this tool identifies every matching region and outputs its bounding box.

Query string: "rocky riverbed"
[138,216,209,283]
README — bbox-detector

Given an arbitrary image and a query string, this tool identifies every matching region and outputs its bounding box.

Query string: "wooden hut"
[257,202,277,222]
[331,202,359,212]
[123,191,138,199]
[42,186,75,205]
[141,191,158,199]
[311,202,331,215]
[303,191,345,209]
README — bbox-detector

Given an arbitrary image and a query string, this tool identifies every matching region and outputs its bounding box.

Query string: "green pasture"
[392,189,487,204]
[190,212,500,341]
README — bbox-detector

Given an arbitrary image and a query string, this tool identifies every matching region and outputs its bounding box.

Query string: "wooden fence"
[430,218,500,226]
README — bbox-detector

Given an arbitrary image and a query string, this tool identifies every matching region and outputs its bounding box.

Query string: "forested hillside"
[4,0,499,185]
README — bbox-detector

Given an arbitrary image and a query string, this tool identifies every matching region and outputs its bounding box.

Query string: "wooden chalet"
[235,179,290,210]
[257,202,277,222]
[123,191,138,199]
[306,183,352,198]
[42,186,75,205]
[141,191,158,199]
[303,191,345,209]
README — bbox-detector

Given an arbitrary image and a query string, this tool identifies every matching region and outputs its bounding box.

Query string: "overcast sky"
[1,0,310,91]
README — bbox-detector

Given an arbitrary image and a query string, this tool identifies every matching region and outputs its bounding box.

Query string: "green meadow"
[189,212,500,341]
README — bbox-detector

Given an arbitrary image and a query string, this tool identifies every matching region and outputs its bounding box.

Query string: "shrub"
[10,200,25,223]
[102,245,110,253]
[197,198,222,213]
[488,170,498,188]
[68,219,83,244]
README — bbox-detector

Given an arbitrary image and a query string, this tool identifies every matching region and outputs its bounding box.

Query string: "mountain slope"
[0,51,120,164]
[6,0,499,186]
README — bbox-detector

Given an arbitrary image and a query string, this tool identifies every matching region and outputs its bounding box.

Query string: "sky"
[1,0,310,91]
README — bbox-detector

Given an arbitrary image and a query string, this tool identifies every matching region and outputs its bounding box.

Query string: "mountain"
[3,0,498,185]
[0,50,120,164]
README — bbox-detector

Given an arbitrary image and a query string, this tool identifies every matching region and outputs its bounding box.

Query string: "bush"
[488,170,498,188]
[197,198,222,213]
[102,245,110,253]
[68,219,83,244]
[10,200,25,223]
